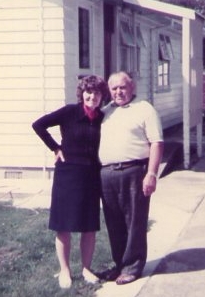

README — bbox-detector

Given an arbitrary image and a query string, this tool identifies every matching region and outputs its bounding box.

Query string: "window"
[158,34,172,90]
[158,60,169,90]
[159,34,174,61]
[119,17,145,77]
[136,26,146,48]
[136,25,145,76]
[78,7,90,69]
[119,19,135,74]
[120,21,135,47]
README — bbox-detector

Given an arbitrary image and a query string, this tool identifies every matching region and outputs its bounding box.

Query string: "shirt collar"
[77,103,104,122]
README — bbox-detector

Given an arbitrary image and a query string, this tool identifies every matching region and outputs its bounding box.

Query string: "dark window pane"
[120,21,134,47]
[79,7,90,69]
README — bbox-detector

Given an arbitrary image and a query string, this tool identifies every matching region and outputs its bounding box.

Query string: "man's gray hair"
[108,71,134,88]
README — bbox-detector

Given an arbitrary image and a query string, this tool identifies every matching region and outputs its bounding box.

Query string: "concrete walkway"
[0,178,52,209]
[95,168,205,297]
[0,158,205,297]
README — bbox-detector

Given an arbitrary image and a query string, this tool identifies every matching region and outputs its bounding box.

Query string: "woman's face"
[83,89,102,110]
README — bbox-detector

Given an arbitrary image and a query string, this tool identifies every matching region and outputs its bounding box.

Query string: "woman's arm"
[32,107,65,151]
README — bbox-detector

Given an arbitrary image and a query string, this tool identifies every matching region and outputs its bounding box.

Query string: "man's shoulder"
[132,99,154,110]
[131,99,160,119]
[101,101,113,113]
[133,98,151,105]
[101,99,155,113]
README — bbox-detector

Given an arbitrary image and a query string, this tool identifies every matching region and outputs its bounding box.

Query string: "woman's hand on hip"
[54,149,65,163]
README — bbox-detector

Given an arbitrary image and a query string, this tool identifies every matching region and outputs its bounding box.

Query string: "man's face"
[108,76,134,106]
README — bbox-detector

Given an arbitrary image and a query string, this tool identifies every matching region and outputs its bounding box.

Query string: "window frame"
[119,17,135,74]
[78,6,91,70]
[159,34,174,61]
[157,34,173,91]
[135,25,145,76]
[157,60,170,91]
[119,16,145,77]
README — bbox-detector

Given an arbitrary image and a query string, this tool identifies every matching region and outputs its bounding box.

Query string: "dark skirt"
[49,161,101,232]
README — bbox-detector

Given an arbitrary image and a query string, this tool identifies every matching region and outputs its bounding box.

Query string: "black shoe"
[97,267,120,281]
[116,273,141,285]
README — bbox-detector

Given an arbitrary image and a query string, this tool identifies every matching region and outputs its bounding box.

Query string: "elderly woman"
[32,75,108,289]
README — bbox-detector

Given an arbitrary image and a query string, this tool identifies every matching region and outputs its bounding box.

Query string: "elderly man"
[99,71,164,285]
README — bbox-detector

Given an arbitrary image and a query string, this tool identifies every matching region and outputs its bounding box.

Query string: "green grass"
[0,203,113,297]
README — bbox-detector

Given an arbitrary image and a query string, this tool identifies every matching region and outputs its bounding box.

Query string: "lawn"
[0,203,114,297]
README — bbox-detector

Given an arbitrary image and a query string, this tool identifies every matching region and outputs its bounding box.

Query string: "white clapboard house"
[0,0,203,178]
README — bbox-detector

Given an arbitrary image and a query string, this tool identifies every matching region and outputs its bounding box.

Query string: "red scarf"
[83,105,99,120]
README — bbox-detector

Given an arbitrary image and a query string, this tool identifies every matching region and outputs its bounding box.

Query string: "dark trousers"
[101,164,150,276]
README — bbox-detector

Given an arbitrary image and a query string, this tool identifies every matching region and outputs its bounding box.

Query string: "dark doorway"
[104,3,115,80]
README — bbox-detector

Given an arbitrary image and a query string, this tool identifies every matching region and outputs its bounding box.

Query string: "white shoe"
[54,271,72,289]
[82,267,99,284]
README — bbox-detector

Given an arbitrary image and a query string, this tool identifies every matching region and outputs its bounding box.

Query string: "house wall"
[0,0,104,178]
[0,0,202,178]
[153,28,183,129]
[122,10,183,129]
[134,17,151,100]
[63,0,104,103]
[137,16,183,128]
[0,0,47,175]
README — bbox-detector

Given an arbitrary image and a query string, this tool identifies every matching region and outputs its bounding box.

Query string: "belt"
[102,159,148,170]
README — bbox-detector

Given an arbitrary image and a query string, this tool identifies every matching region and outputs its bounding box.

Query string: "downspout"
[182,17,191,169]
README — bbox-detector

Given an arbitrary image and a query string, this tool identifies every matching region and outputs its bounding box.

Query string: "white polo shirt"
[99,98,163,165]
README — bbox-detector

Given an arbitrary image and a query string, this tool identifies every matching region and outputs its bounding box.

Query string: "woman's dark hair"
[76,75,109,103]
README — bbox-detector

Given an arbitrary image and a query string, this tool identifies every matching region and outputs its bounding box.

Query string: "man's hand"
[143,141,163,196]
[142,173,157,197]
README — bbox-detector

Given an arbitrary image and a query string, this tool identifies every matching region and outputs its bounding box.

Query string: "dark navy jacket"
[32,103,104,166]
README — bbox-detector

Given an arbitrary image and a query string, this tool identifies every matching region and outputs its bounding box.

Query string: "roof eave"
[123,0,196,20]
